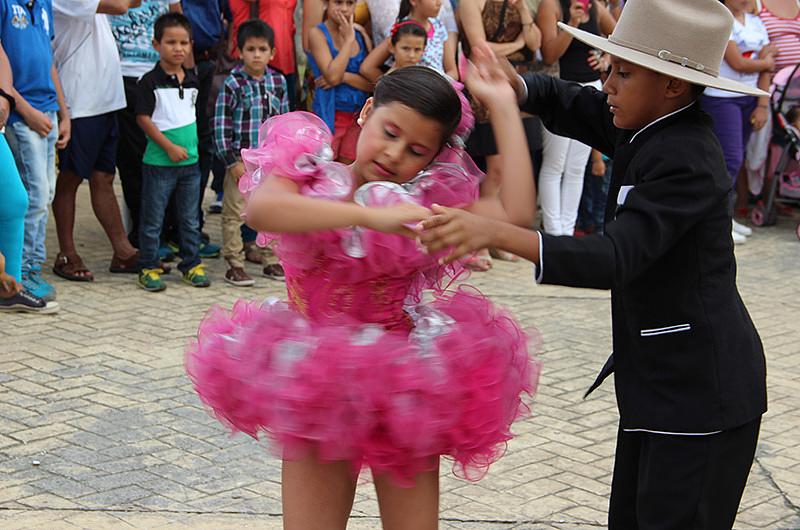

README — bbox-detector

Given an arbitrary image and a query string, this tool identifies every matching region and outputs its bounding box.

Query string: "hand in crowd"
[24,108,54,138]
[0,253,21,298]
[465,44,519,110]
[568,0,591,27]
[751,105,769,131]
[56,115,71,150]
[166,143,189,163]
[0,96,9,130]
[335,12,357,45]
[315,76,332,89]
[364,203,432,238]
[591,157,607,177]
[417,204,496,264]
[230,162,246,182]
[588,50,609,74]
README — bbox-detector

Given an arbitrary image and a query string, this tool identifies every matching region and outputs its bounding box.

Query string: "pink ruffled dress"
[186,112,540,485]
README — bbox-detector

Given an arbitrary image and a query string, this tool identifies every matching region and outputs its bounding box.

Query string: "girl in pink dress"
[186,63,539,529]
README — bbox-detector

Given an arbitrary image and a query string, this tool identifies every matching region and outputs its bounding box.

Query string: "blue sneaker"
[158,245,176,262]
[22,268,57,302]
[199,241,220,259]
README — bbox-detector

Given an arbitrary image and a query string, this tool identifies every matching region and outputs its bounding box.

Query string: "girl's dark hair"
[787,105,800,124]
[390,20,427,45]
[397,0,413,22]
[373,66,461,142]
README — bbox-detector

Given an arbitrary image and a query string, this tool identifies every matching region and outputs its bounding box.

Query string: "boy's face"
[603,57,675,130]
[154,26,191,68]
[240,37,275,74]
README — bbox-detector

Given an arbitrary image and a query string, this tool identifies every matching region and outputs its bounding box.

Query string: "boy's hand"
[362,203,432,237]
[24,108,54,137]
[230,162,246,182]
[166,143,189,163]
[0,272,22,298]
[418,204,497,264]
[56,115,71,150]
[591,157,606,177]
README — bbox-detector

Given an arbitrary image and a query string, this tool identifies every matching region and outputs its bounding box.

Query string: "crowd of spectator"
[0,0,796,313]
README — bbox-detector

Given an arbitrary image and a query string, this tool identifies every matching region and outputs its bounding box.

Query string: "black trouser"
[117,76,147,248]
[609,417,761,530]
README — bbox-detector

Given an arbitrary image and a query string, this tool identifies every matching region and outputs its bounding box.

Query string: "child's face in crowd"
[328,0,357,23]
[391,35,426,68]
[604,57,681,129]
[240,37,275,76]
[354,100,445,184]
[154,26,191,68]
[413,0,442,19]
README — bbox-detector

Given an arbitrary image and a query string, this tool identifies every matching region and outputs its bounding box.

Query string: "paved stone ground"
[1,185,799,529]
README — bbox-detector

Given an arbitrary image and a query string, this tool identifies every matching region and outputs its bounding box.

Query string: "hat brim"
[558,22,769,97]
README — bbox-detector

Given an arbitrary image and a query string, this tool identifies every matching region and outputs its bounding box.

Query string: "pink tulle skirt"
[186,288,540,486]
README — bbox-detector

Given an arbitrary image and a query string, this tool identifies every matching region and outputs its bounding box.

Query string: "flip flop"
[53,253,94,282]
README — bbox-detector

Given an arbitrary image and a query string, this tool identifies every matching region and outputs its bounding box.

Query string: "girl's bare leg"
[282,456,358,530]
[373,458,440,530]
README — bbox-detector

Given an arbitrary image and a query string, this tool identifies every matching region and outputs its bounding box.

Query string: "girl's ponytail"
[396,0,413,21]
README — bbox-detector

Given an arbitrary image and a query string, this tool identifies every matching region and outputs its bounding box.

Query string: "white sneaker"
[732,229,747,245]
[732,219,753,237]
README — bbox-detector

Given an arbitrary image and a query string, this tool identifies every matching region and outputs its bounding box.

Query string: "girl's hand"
[466,44,518,109]
[0,272,22,298]
[418,204,497,263]
[363,203,432,237]
[751,105,769,131]
[587,50,609,72]
[315,75,332,89]
[338,12,356,44]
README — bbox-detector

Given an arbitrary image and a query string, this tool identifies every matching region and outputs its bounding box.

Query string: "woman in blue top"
[308,0,373,162]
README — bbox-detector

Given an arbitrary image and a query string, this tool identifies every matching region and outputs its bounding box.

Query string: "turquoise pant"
[0,133,28,281]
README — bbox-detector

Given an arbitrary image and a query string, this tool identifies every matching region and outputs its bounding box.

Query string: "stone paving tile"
[0,186,798,528]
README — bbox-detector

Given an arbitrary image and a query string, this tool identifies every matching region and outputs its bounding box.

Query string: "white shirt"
[705,13,770,98]
[53,0,126,118]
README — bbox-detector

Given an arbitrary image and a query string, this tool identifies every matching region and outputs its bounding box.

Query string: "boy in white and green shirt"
[134,12,209,291]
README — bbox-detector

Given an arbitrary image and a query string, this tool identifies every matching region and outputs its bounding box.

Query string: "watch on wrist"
[0,89,16,113]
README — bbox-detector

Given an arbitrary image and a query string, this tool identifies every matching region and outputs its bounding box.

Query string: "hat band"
[607,35,720,78]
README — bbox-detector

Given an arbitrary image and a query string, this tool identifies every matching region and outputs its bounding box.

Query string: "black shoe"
[0,290,60,314]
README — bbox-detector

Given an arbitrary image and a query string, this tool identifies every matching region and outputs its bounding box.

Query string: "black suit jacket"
[521,74,767,433]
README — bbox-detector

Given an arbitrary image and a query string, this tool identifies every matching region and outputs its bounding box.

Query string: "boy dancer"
[420,0,767,527]
[214,19,288,286]
[135,12,210,291]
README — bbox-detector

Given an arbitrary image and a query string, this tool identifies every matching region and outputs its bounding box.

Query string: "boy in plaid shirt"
[214,20,288,286]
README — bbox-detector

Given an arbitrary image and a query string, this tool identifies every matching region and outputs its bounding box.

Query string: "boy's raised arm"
[519,72,618,156]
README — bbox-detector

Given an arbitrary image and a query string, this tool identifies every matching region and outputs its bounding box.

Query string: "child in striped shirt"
[214,20,289,287]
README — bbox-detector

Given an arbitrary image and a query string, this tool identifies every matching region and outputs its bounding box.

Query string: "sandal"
[53,253,94,282]
[464,251,493,272]
[109,251,140,273]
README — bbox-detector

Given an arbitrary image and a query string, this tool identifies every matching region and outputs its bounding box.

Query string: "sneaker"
[0,290,59,314]
[199,241,221,259]
[208,193,222,214]
[732,219,753,237]
[183,263,211,287]
[138,268,167,292]
[22,269,56,301]
[732,229,747,245]
[224,266,255,287]
[262,263,285,281]
[159,245,176,262]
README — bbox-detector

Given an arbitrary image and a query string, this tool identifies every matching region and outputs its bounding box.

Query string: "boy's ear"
[359,98,375,124]
[665,76,691,100]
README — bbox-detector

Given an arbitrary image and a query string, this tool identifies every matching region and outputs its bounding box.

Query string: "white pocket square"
[617,185,634,206]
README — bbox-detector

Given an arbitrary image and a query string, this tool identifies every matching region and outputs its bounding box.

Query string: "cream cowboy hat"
[558,0,769,96]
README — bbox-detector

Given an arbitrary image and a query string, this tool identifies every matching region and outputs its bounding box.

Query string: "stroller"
[751,63,800,240]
